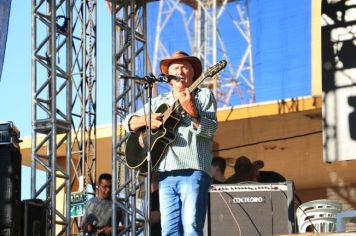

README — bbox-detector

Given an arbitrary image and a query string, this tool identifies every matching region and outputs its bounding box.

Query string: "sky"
[0,0,312,136]
[0,0,312,199]
[0,1,114,138]
[0,1,113,199]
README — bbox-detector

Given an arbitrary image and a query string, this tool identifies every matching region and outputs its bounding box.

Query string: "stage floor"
[278,233,356,236]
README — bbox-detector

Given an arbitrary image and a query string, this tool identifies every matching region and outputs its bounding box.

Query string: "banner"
[0,0,12,82]
[322,0,356,162]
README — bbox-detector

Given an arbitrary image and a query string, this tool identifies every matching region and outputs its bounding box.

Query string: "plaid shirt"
[124,88,218,175]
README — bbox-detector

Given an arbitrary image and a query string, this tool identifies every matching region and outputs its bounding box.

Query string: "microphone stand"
[144,74,153,236]
[121,74,164,236]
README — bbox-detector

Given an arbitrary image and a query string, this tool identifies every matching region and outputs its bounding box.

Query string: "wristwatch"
[189,113,201,123]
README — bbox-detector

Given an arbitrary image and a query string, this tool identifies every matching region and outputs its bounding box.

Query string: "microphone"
[158,74,183,82]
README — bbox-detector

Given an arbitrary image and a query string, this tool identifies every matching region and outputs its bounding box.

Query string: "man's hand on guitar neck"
[174,88,201,128]
[129,113,163,132]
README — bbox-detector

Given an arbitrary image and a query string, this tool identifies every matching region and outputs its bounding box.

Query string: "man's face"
[168,60,195,91]
[98,179,112,199]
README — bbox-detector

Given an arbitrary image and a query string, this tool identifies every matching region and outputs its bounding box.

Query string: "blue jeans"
[158,169,211,236]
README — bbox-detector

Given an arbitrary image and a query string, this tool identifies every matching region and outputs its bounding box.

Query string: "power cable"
[214,130,322,152]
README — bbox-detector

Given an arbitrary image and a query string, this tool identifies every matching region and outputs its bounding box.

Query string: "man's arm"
[188,88,218,137]
[96,225,126,235]
[128,113,163,132]
[174,88,201,127]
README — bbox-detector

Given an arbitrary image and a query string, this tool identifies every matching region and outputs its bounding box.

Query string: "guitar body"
[125,103,181,173]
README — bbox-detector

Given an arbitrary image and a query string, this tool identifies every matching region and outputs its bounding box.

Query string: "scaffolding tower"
[69,0,97,232]
[32,0,97,234]
[111,0,148,235]
[152,0,255,106]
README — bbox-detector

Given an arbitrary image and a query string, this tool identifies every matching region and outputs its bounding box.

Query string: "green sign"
[70,192,86,218]
[71,203,85,218]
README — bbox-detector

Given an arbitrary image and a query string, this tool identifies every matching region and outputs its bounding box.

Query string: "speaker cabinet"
[0,227,19,236]
[22,199,47,236]
[208,181,295,236]
[0,145,21,235]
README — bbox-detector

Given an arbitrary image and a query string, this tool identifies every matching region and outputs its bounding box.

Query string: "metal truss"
[32,0,97,234]
[152,0,255,106]
[31,0,255,234]
[70,0,97,232]
[112,0,148,235]
[32,0,72,235]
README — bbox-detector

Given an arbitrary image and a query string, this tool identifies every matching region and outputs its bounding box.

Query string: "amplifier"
[0,122,20,148]
[208,181,295,236]
[22,199,47,236]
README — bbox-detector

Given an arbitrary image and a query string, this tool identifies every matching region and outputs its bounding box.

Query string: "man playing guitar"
[125,51,218,236]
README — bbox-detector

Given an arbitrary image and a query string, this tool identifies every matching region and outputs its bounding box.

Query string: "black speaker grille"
[208,181,295,236]
[22,199,47,236]
[0,145,22,231]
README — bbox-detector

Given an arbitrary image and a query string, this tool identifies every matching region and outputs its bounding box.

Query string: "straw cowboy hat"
[160,51,202,82]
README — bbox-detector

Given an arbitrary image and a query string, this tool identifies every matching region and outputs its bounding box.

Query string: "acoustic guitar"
[125,60,227,173]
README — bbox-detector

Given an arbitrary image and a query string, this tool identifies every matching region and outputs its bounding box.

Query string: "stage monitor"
[208,181,295,236]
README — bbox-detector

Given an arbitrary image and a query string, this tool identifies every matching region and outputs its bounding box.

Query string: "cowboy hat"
[234,155,264,173]
[160,51,202,82]
[225,156,264,184]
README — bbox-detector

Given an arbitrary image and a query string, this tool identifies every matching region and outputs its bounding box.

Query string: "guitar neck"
[188,60,227,93]
[188,71,208,94]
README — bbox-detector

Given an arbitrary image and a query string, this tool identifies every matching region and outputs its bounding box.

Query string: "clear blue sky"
[1,0,312,199]
[0,1,113,138]
[0,0,312,136]
[0,1,113,199]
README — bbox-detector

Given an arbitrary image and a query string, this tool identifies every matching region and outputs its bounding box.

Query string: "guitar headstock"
[189,60,228,93]
[204,60,227,78]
